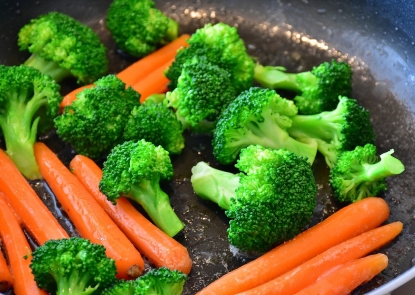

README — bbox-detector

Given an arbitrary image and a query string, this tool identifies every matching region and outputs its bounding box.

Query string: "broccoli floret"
[329,144,405,203]
[287,96,375,168]
[212,87,318,165]
[101,280,136,295]
[99,140,184,237]
[30,237,117,294]
[254,60,352,114]
[123,98,185,155]
[0,65,61,179]
[191,145,317,252]
[164,60,237,132]
[54,75,140,159]
[165,23,255,92]
[106,0,179,58]
[18,12,108,84]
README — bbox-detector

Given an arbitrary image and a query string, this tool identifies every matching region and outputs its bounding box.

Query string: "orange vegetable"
[0,195,47,295]
[0,149,68,245]
[293,253,389,295]
[33,142,144,279]
[197,197,390,295]
[69,155,192,274]
[238,221,403,295]
[0,237,13,292]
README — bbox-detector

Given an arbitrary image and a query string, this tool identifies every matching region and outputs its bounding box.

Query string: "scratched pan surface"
[1,0,415,294]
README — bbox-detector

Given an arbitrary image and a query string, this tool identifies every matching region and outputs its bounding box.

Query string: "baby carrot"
[293,254,389,295]
[0,149,68,245]
[197,197,390,295]
[0,195,47,295]
[33,142,144,279]
[0,239,13,292]
[238,221,402,295]
[69,155,192,274]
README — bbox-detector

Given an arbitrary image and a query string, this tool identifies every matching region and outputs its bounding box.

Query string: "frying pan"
[1,0,415,294]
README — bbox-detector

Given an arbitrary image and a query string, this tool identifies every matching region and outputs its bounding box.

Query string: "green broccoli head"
[330,144,405,203]
[254,60,352,114]
[102,280,136,295]
[54,75,140,159]
[0,65,61,179]
[18,12,108,84]
[99,140,184,237]
[165,22,255,92]
[212,87,318,165]
[288,96,375,168]
[106,0,179,58]
[191,145,317,253]
[30,237,117,294]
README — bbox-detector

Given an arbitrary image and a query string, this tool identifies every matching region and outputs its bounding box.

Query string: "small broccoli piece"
[54,75,140,159]
[106,0,179,58]
[191,145,317,252]
[254,60,352,114]
[212,87,318,165]
[287,96,375,168]
[101,280,136,295]
[30,237,117,295]
[0,65,61,179]
[123,98,185,154]
[99,139,184,237]
[165,22,255,92]
[18,12,108,84]
[164,59,237,132]
[330,144,405,203]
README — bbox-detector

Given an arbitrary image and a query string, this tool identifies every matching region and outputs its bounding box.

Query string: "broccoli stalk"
[24,54,72,82]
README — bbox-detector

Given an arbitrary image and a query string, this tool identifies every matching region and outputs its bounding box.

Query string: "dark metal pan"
[1,0,415,294]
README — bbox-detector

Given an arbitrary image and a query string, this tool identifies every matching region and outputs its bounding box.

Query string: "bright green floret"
[55,75,140,159]
[30,237,117,295]
[106,0,179,58]
[254,60,352,114]
[191,145,317,253]
[18,12,108,84]
[165,22,255,92]
[99,139,184,237]
[330,144,405,203]
[164,60,237,132]
[0,65,61,180]
[287,96,375,168]
[212,87,318,165]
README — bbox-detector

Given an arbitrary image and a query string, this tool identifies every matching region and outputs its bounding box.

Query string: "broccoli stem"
[191,162,240,210]
[57,268,98,295]
[25,53,72,82]
[129,180,184,237]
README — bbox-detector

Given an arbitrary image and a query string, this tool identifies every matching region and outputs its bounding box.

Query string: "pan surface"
[1,0,415,294]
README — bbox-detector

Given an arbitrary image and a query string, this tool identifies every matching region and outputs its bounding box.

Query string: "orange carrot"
[0,195,47,295]
[33,142,144,279]
[69,155,192,274]
[0,238,13,292]
[237,221,402,295]
[0,149,68,245]
[197,197,390,295]
[60,34,190,110]
[293,254,388,295]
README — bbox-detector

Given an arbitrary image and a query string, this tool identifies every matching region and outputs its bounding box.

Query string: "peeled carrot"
[33,142,144,279]
[197,197,390,295]
[293,253,389,295]
[0,239,13,292]
[0,195,47,295]
[0,149,68,245]
[69,155,192,274]
[238,221,403,295]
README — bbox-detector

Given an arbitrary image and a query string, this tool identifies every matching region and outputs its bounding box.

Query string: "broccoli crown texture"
[106,0,179,58]
[191,145,317,252]
[288,96,375,168]
[102,280,136,295]
[30,237,117,295]
[99,139,183,237]
[330,144,405,203]
[18,11,108,84]
[212,87,318,165]
[55,75,140,159]
[165,22,255,92]
[123,99,185,154]
[0,65,61,179]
